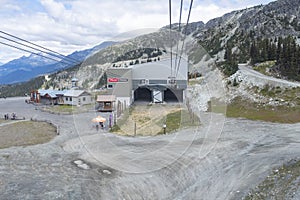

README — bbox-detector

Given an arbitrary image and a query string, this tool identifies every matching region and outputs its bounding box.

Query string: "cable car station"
[106,58,188,108]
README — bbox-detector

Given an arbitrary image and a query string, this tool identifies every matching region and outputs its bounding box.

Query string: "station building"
[105,59,188,109]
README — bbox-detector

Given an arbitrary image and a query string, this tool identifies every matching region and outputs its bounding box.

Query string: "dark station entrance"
[134,87,184,103]
[164,89,183,103]
[134,88,152,102]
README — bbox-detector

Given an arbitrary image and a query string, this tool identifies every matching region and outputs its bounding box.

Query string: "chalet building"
[38,90,65,105]
[63,90,93,106]
[29,89,92,106]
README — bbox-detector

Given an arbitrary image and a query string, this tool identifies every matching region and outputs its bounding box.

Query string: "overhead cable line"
[174,0,183,77]
[0,35,77,66]
[169,0,173,77]
[0,30,81,64]
[176,0,193,78]
[0,41,78,66]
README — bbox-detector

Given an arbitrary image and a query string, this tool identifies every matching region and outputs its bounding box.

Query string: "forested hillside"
[0,76,45,98]
[249,36,300,81]
[221,35,300,81]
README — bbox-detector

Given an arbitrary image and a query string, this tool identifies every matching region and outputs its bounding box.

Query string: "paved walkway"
[0,119,29,127]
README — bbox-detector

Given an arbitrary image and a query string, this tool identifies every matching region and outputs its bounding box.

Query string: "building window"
[83,97,86,101]
[140,79,149,84]
[66,97,68,101]
[70,97,72,101]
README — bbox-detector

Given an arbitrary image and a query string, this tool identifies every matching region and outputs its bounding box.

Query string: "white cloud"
[0,0,274,63]
[40,0,66,20]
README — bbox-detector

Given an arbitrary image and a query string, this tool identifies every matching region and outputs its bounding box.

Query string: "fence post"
[134,122,136,137]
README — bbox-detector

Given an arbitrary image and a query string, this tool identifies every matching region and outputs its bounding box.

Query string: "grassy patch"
[0,121,57,149]
[111,104,200,136]
[158,109,200,134]
[253,61,276,75]
[188,79,203,86]
[245,159,300,200]
[43,104,94,114]
[254,86,300,103]
[207,98,227,114]
[226,97,300,123]
[110,124,120,132]
[109,107,134,133]
[51,105,75,113]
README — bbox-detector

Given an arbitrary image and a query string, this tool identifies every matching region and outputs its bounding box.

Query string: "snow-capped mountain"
[0,41,116,84]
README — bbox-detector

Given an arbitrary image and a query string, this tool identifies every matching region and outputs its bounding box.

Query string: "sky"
[0,0,275,64]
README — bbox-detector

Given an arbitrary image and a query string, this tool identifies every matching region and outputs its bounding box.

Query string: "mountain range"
[72,0,300,86]
[1,0,300,89]
[0,41,116,84]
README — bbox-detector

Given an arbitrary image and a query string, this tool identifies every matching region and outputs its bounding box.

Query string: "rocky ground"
[0,97,299,199]
[245,159,300,200]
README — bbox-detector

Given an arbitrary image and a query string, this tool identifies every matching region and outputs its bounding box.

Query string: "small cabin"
[96,95,116,112]
[63,90,93,106]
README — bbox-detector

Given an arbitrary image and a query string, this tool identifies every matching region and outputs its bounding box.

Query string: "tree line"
[249,36,300,81]
[0,76,45,98]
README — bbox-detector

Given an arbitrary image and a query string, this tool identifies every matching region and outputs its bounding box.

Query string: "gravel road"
[0,97,299,199]
[238,64,300,88]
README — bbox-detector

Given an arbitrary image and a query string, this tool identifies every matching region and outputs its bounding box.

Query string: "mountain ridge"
[1,0,300,95]
[0,41,116,84]
[41,0,300,90]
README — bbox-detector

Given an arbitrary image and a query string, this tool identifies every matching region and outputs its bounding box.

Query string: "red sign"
[108,78,119,82]
[108,78,128,82]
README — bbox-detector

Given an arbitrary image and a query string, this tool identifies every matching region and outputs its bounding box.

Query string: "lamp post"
[163,124,166,134]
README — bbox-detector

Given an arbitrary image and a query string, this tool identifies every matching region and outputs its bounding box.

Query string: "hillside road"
[238,64,300,88]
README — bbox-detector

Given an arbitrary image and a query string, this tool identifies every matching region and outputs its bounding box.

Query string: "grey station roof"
[131,58,188,80]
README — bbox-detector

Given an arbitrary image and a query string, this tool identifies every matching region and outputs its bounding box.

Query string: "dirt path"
[0,97,299,199]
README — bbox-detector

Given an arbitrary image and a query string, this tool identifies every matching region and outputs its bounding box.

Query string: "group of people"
[4,113,17,120]
[96,122,104,131]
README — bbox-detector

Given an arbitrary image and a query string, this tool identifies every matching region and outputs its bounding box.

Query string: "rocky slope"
[44,0,299,87]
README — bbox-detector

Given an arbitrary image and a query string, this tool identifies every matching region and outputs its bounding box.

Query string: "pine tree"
[277,37,283,62]
[250,42,258,64]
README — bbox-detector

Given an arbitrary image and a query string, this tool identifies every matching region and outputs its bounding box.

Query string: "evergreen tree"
[248,36,300,81]
[223,43,238,76]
